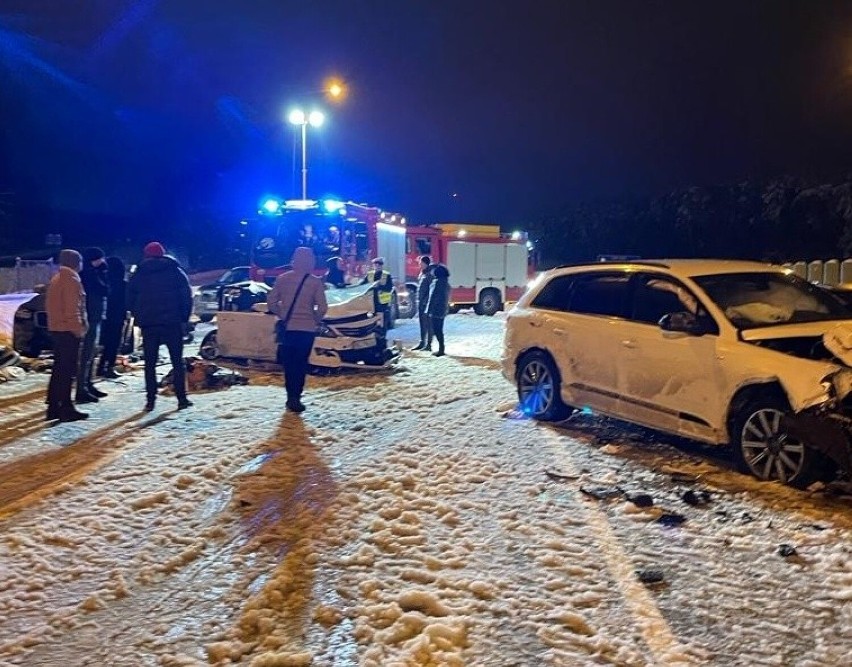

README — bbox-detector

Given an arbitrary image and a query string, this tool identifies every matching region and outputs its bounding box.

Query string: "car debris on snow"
[655,512,687,527]
[544,468,579,482]
[681,489,712,507]
[636,568,666,586]
[778,544,798,557]
[579,485,623,501]
[625,491,655,508]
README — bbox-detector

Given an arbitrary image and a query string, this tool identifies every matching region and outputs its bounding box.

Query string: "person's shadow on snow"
[231,411,338,647]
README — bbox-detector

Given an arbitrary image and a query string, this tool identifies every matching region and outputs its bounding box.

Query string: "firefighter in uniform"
[360,257,393,330]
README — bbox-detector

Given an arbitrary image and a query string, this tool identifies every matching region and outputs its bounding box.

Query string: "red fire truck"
[404,223,533,315]
[249,198,411,322]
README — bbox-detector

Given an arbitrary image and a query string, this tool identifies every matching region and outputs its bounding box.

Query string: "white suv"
[502,259,852,487]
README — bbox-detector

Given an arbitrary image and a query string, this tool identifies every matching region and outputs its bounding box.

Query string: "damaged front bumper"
[782,409,852,477]
[783,366,852,477]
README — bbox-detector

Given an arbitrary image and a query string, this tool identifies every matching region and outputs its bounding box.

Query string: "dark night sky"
[2,0,852,238]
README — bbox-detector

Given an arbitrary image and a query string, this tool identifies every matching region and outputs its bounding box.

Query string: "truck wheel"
[476,288,502,316]
[731,395,833,487]
[199,331,220,360]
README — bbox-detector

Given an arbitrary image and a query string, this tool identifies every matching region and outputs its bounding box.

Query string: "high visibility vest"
[368,270,393,305]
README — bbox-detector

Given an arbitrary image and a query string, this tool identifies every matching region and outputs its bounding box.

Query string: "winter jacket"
[360,269,393,305]
[80,262,109,322]
[325,258,347,289]
[46,266,88,337]
[104,257,127,324]
[426,264,451,318]
[127,256,193,328]
[416,266,433,313]
[268,247,328,332]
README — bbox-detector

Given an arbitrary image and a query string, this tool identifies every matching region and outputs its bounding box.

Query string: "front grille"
[335,322,379,338]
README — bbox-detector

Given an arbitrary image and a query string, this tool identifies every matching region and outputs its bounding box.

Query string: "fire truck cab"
[249,198,411,326]
[405,224,532,316]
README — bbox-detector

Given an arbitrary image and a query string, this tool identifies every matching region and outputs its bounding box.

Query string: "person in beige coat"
[45,249,89,422]
[267,246,328,412]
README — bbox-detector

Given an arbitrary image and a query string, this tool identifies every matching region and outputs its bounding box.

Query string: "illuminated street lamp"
[288,108,325,200]
[324,77,347,103]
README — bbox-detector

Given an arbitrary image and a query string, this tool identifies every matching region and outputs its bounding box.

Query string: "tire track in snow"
[0,387,45,411]
[540,425,699,666]
[0,412,152,519]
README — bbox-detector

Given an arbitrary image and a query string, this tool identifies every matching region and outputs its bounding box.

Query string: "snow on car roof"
[551,259,789,278]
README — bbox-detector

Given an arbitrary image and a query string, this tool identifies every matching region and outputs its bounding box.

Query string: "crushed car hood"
[743,321,852,367]
[741,320,852,342]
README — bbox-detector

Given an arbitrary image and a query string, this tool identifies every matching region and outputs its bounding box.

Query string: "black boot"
[88,385,108,398]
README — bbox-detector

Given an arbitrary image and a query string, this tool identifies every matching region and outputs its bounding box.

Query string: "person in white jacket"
[45,249,89,422]
[267,246,328,412]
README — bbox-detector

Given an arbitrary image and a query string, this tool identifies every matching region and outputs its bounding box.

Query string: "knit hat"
[143,241,166,258]
[58,249,82,269]
[83,247,105,263]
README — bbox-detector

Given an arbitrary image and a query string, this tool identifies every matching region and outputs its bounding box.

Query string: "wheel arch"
[514,346,559,382]
[725,381,789,443]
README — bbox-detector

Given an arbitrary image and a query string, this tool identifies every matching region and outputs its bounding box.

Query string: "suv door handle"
[621,339,637,349]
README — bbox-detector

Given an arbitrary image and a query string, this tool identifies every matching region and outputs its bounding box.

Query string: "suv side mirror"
[659,311,707,336]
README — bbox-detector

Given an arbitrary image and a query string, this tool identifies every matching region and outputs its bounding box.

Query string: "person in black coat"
[426,263,450,357]
[412,255,434,351]
[77,247,110,402]
[97,256,127,379]
[127,241,193,412]
[325,256,347,288]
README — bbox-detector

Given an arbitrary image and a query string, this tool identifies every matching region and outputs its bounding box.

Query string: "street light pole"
[300,121,308,200]
[288,108,325,201]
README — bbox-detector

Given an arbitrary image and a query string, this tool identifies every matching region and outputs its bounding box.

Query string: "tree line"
[526,176,852,269]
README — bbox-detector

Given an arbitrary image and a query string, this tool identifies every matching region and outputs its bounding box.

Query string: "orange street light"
[325,77,347,102]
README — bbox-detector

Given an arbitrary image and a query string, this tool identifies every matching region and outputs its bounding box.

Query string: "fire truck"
[249,198,410,323]
[405,223,533,316]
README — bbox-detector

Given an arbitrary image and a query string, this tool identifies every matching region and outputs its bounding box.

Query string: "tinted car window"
[531,275,576,311]
[631,273,719,333]
[567,273,630,317]
[632,275,698,323]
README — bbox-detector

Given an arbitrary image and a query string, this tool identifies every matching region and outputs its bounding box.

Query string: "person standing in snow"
[45,249,89,422]
[77,247,110,403]
[127,242,194,412]
[426,263,451,357]
[97,256,127,379]
[412,255,434,351]
[267,246,328,413]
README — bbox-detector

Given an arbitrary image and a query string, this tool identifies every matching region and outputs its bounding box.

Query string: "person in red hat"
[127,242,194,412]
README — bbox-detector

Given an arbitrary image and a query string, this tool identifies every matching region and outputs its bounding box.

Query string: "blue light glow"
[323,199,345,213]
[262,198,281,214]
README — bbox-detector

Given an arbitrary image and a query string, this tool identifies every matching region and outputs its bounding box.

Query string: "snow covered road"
[0,313,850,666]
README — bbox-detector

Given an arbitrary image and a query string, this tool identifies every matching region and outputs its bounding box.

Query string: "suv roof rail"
[551,260,671,270]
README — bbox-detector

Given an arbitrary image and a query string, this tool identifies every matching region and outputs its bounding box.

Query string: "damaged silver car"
[503,260,852,487]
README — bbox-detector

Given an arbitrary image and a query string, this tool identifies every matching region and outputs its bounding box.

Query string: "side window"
[416,238,432,255]
[567,273,630,317]
[531,275,576,311]
[631,273,718,333]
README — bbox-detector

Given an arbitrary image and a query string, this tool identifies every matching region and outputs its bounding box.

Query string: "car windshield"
[692,271,852,329]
